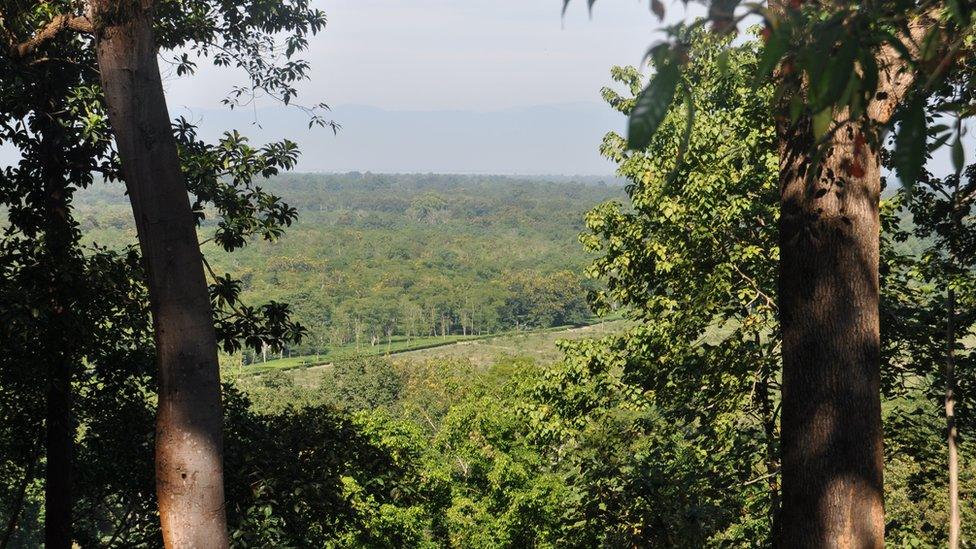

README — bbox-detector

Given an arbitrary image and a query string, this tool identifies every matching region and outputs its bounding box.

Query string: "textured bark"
[769,3,927,545]
[776,115,885,548]
[8,14,93,59]
[90,1,229,546]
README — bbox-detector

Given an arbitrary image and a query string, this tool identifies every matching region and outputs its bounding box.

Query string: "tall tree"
[569,1,966,545]
[2,0,321,543]
[531,31,782,544]
[896,164,976,547]
[769,4,929,545]
[2,12,108,543]
[36,94,75,549]
[90,1,228,544]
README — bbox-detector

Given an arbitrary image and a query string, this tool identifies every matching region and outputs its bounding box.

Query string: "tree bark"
[90,1,228,546]
[946,287,960,549]
[44,364,72,549]
[776,113,885,548]
[770,4,925,545]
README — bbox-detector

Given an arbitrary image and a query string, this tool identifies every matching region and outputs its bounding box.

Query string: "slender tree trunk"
[91,2,228,546]
[776,115,884,548]
[44,365,72,549]
[38,102,74,549]
[754,333,780,534]
[946,287,960,549]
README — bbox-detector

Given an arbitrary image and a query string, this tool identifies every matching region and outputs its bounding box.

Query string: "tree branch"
[9,14,92,60]
[869,9,941,124]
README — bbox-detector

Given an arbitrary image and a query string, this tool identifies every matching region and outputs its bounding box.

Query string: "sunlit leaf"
[717,50,730,76]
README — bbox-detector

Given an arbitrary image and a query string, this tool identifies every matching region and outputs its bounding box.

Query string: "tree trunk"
[776,115,884,548]
[946,287,960,549]
[754,333,780,536]
[769,4,924,543]
[91,2,229,547]
[44,365,72,549]
[38,101,74,549]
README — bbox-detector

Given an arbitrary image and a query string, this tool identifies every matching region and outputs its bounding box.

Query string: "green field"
[227,333,478,375]
[390,319,626,367]
[227,317,627,377]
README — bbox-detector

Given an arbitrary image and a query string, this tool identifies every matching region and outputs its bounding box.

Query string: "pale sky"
[161,1,965,177]
[0,1,686,174]
[157,1,706,174]
[164,0,682,112]
[6,1,963,176]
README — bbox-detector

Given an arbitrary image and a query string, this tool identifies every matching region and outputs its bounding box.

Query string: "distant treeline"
[75,173,626,360]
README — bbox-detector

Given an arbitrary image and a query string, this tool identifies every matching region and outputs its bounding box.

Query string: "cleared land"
[227,319,628,378]
[390,320,625,367]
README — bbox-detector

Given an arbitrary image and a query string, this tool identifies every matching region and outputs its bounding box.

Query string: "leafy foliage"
[0,0,330,543]
[572,0,976,190]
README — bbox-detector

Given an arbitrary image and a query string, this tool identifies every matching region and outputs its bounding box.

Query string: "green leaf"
[952,133,965,175]
[817,41,856,112]
[948,0,970,24]
[893,95,927,188]
[717,50,730,76]
[665,84,696,187]
[754,31,785,85]
[789,94,804,123]
[627,62,681,150]
[812,108,833,141]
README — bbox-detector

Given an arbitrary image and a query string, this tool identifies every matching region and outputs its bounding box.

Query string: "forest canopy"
[74,173,620,360]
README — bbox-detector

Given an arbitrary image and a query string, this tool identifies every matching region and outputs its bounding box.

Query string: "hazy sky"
[5,2,964,176]
[167,2,965,178]
[156,1,703,174]
[164,1,682,112]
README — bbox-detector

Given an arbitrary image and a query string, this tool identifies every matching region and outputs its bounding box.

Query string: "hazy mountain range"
[168,102,625,175]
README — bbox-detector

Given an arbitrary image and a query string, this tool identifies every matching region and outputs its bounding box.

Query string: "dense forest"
[75,174,623,360]
[1,0,975,548]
